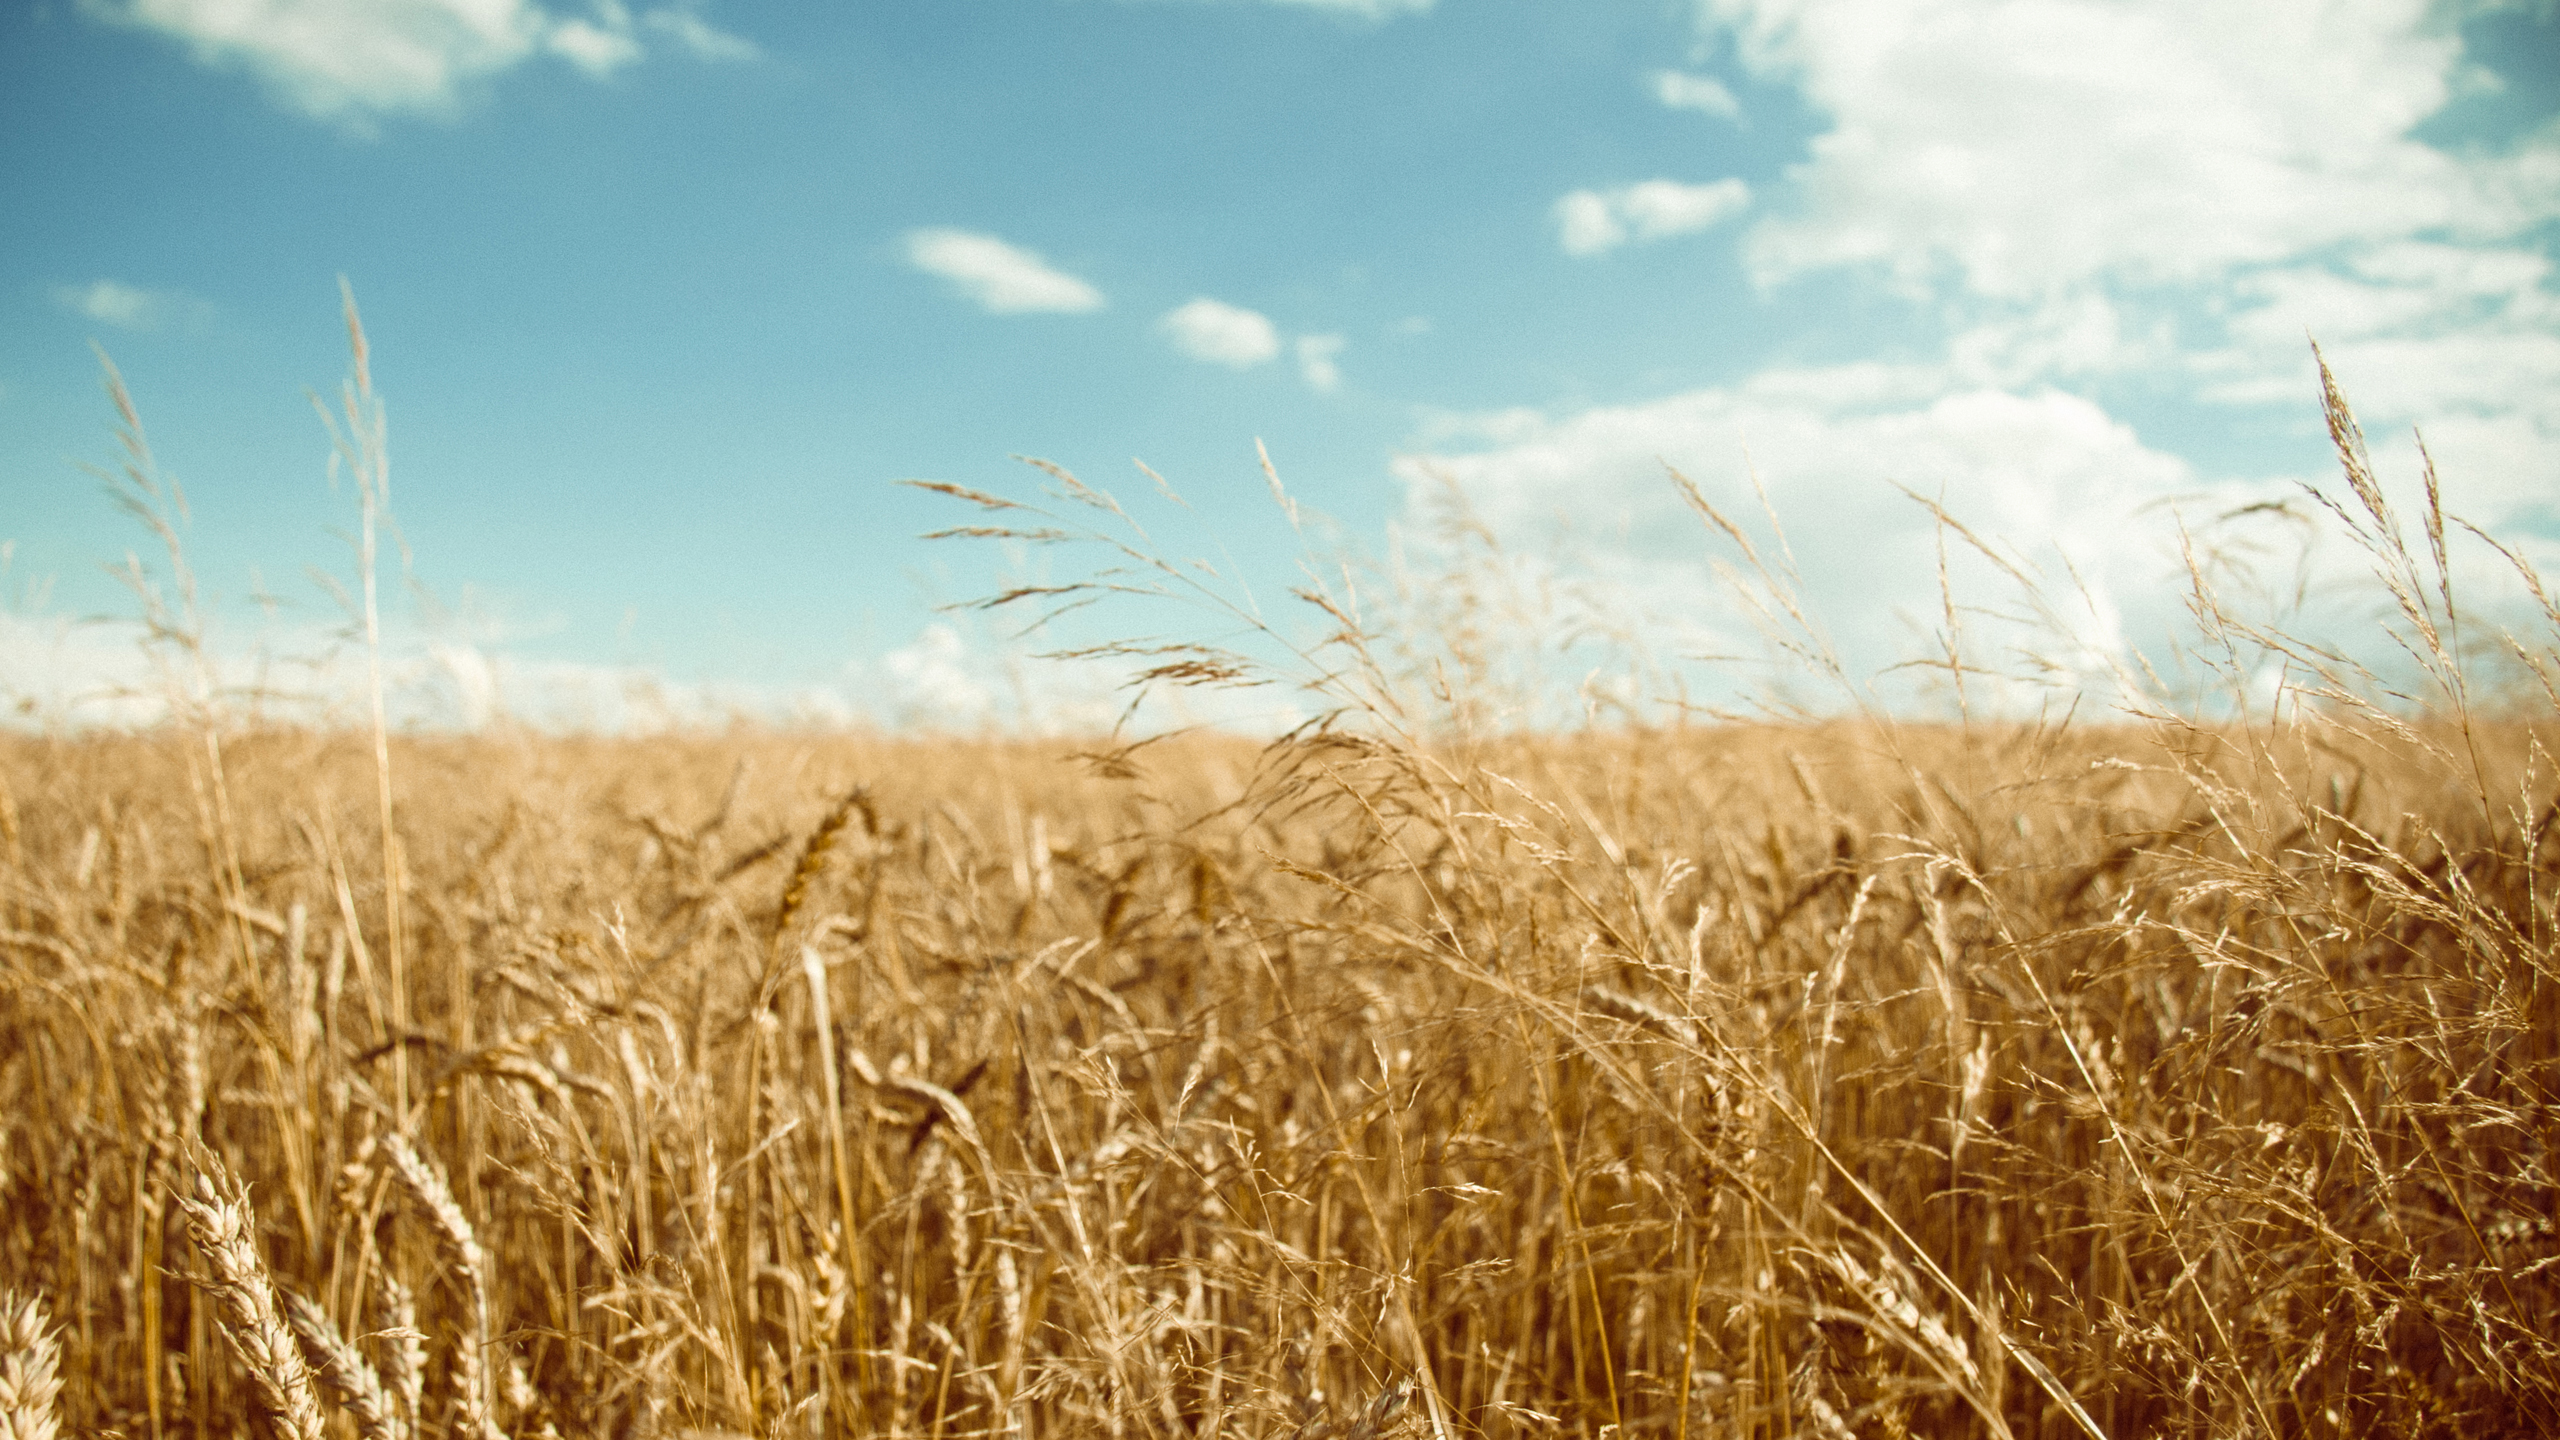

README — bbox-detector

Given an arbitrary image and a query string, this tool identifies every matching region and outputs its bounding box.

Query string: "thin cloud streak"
[1296,333,1346,392]
[53,279,189,329]
[906,229,1107,314]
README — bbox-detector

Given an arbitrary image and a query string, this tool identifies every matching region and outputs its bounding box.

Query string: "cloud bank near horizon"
[1422,0,2560,704]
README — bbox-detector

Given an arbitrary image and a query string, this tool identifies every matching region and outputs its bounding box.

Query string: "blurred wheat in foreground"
[0,330,2554,1438]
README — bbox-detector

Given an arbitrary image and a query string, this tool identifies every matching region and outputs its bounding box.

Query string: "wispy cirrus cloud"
[906,229,1106,314]
[53,278,203,329]
[1296,334,1346,392]
[1554,178,1752,256]
[644,2,755,60]
[80,0,754,128]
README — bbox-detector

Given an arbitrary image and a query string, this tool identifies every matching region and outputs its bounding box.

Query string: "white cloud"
[1403,353,2559,712]
[1621,179,1754,240]
[428,641,499,729]
[1260,0,1432,16]
[1555,191,1629,257]
[1699,0,2557,298]
[644,2,754,60]
[2186,243,2560,516]
[906,229,1106,314]
[1487,0,2560,631]
[1160,298,1282,368]
[1946,291,2146,388]
[1296,333,1346,392]
[1653,69,1740,119]
[879,624,998,728]
[54,279,191,329]
[1117,0,1431,16]
[80,0,752,125]
[1709,16,2555,541]
[1555,178,1752,256]
[545,13,641,75]
[1399,366,2236,704]
[0,603,1141,734]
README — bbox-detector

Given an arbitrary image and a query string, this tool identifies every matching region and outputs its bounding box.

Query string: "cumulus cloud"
[1296,333,1346,392]
[1702,0,2555,298]
[1554,178,1752,256]
[80,0,754,126]
[1653,69,1740,119]
[1404,362,2555,713]
[1400,364,2242,705]
[2190,243,2560,517]
[1402,0,2557,711]
[1680,0,2560,535]
[53,279,193,329]
[1160,298,1282,368]
[906,229,1107,315]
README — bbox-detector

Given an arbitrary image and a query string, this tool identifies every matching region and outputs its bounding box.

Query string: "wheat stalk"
[381,1133,505,1440]
[376,1269,427,1431]
[283,1289,406,1440]
[176,1151,325,1440]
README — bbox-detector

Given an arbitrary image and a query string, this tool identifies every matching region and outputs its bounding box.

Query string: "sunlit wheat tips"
[0,1290,63,1440]
[176,1150,326,1440]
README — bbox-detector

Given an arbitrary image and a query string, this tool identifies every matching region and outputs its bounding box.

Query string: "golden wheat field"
[1,697,2555,1440]
[3,348,2558,1439]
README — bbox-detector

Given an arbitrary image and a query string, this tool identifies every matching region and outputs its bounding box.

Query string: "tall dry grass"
[0,321,2553,1438]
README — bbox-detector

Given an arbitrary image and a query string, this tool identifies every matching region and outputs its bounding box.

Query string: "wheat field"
[0,333,2555,1438]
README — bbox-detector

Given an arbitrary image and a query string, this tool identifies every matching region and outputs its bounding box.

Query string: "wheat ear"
[376,1269,426,1430]
[283,1290,406,1440]
[381,1133,506,1440]
[0,1289,64,1440]
[1344,1377,1413,1440]
[176,1152,325,1440]
[775,787,870,940]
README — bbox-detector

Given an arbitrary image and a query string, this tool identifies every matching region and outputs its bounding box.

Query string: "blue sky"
[4,0,2556,729]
